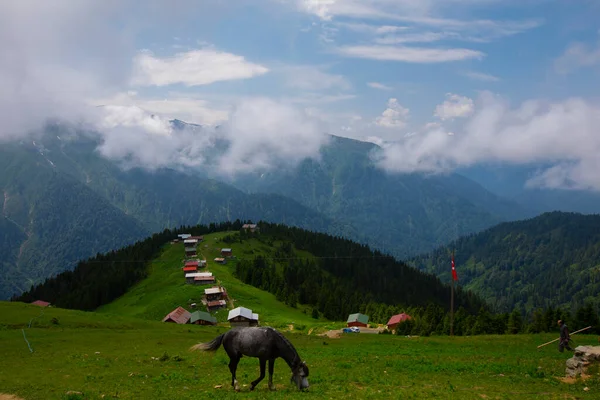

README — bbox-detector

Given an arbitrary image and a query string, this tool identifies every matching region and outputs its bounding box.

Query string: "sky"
[1,0,600,189]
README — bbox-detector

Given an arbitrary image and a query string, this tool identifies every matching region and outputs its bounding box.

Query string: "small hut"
[347,313,369,327]
[386,313,412,331]
[190,311,217,326]
[162,306,191,324]
[228,307,259,327]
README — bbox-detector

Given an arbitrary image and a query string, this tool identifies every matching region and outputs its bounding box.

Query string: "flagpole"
[450,249,455,337]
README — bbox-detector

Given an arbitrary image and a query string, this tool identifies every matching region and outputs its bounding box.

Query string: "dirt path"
[319,327,383,339]
[0,394,25,400]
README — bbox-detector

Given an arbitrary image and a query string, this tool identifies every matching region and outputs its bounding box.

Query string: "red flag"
[451,253,458,281]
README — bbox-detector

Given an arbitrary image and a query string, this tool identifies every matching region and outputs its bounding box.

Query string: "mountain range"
[0,120,593,300]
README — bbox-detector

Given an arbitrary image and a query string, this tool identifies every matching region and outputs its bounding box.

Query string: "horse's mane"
[269,327,300,367]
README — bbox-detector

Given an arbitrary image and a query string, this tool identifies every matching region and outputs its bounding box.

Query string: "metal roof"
[205,287,224,295]
[178,234,191,239]
[207,300,227,307]
[387,313,411,326]
[190,311,217,324]
[184,239,198,244]
[228,307,254,321]
[185,272,212,278]
[347,313,369,324]
[221,248,232,252]
[31,300,50,307]
[162,306,191,324]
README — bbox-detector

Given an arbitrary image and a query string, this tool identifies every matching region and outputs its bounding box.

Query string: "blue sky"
[1,0,600,189]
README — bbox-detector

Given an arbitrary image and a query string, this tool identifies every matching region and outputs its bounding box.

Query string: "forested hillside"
[233,223,486,319]
[413,212,600,313]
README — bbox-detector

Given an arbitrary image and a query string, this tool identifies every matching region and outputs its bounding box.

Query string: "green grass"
[2,302,600,399]
[98,232,332,330]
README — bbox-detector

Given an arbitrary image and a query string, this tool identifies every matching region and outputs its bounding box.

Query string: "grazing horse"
[191,326,310,391]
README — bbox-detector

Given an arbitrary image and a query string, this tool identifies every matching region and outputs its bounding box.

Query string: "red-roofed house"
[185,260,199,268]
[183,266,198,273]
[386,313,412,331]
[31,300,50,307]
[162,306,191,324]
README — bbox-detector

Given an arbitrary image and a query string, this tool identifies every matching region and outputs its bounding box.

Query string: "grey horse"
[191,326,309,391]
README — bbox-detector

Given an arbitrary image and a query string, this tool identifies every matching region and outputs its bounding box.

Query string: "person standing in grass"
[558,320,573,352]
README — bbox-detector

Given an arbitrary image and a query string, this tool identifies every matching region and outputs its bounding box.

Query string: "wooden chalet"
[189,235,204,241]
[207,299,227,311]
[190,311,217,326]
[204,286,226,301]
[221,248,233,257]
[184,238,198,246]
[185,247,197,257]
[242,223,259,233]
[162,306,191,324]
[228,307,259,327]
[185,260,200,268]
[194,275,215,285]
[347,313,369,328]
[185,272,213,284]
[214,257,226,264]
[386,313,412,331]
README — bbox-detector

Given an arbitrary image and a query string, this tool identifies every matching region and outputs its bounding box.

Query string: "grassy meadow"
[2,231,600,399]
[1,302,600,399]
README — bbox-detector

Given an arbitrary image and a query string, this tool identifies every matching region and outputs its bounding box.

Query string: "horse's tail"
[190,333,224,352]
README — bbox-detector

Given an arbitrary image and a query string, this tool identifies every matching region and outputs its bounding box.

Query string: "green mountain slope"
[16,222,485,322]
[233,135,531,258]
[0,144,150,299]
[412,211,600,312]
[0,135,345,299]
[97,231,325,329]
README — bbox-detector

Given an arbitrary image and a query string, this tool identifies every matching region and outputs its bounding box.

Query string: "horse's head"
[291,361,310,391]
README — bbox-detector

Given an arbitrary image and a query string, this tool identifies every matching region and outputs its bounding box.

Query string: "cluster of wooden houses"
[163,233,260,328]
[347,312,412,331]
[163,305,260,327]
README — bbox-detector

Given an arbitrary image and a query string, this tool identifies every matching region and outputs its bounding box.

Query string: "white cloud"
[93,98,329,175]
[131,48,269,87]
[375,98,410,128]
[216,98,329,175]
[336,45,484,63]
[0,1,134,141]
[555,41,600,74]
[368,82,393,90]
[374,92,600,190]
[463,71,500,82]
[434,93,475,120]
[280,65,351,91]
[95,106,216,170]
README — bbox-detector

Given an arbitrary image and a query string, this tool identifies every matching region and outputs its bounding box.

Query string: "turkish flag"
[451,254,458,281]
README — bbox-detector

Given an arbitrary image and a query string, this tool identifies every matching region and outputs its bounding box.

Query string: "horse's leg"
[228,356,241,392]
[250,358,266,391]
[268,358,276,391]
